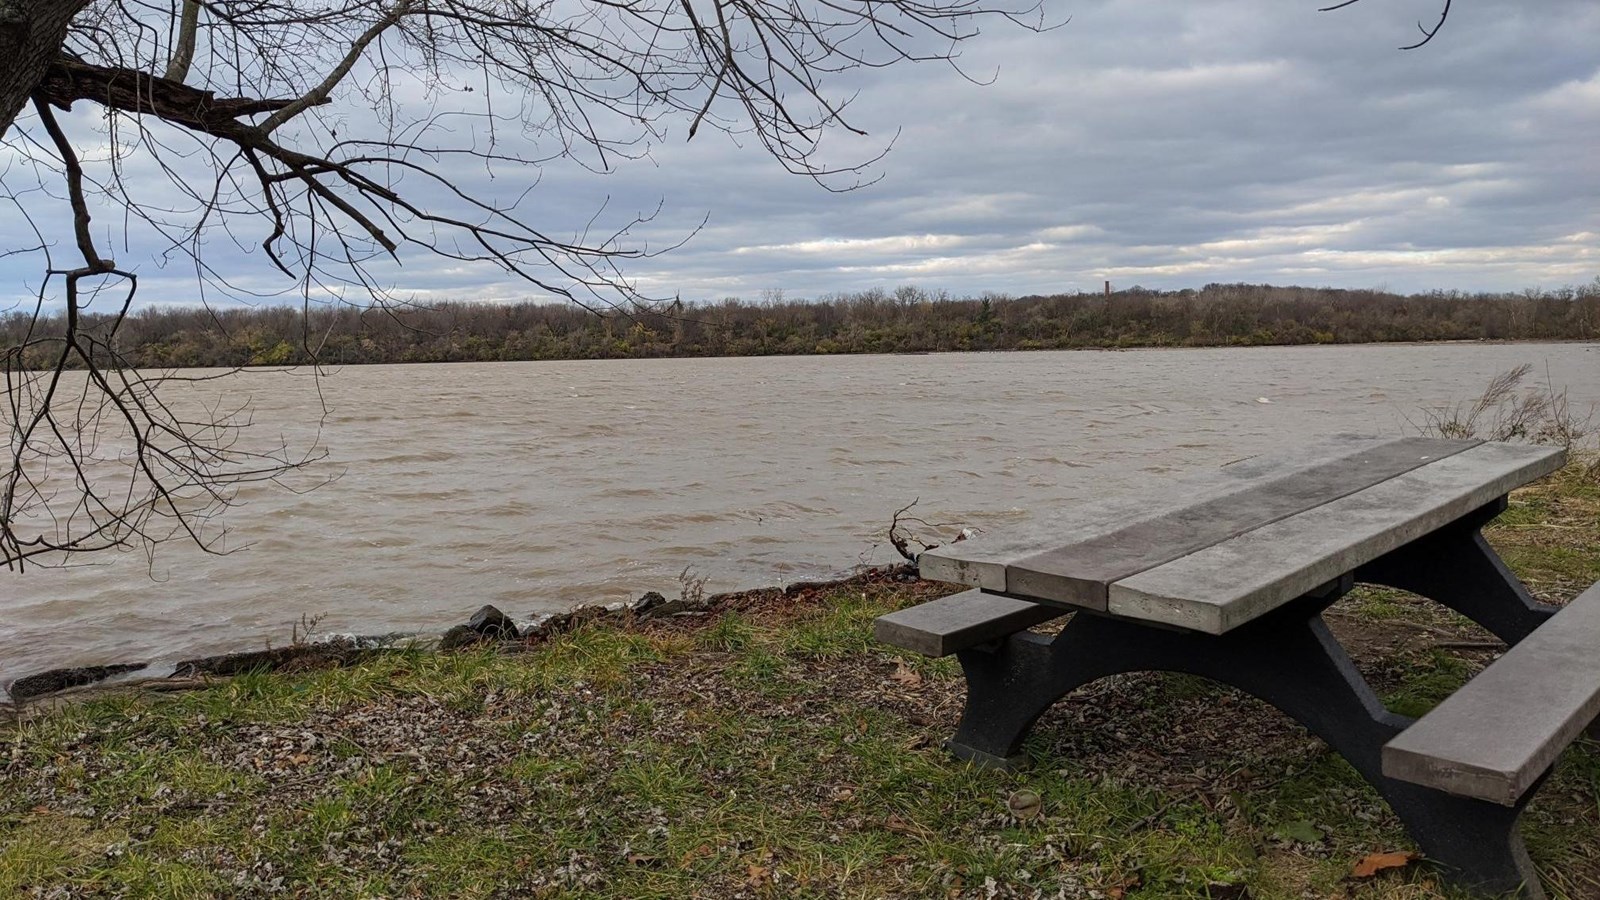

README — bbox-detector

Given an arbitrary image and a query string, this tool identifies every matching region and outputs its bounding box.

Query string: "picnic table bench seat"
[873,436,1593,899]
[873,589,1063,657]
[1384,579,1600,807]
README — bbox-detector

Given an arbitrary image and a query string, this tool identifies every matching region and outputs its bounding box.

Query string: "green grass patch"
[3,461,1597,898]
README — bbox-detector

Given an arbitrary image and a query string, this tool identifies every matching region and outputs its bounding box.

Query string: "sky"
[2,0,1597,310]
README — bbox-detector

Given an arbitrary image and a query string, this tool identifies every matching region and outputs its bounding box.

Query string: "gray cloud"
[2,0,1596,309]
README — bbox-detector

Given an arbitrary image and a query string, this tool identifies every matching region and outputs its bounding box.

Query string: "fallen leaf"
[625,852,659,868]
[745,863,771,886]
[889,661,922,685]
[1107,873,1142,899]
[1351,850,1421,878]
[678,843,714,868]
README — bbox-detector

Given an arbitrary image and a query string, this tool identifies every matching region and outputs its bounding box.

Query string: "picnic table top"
[919,435,1566,634]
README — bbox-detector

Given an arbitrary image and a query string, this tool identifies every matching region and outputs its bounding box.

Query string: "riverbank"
[2,462,1597,898]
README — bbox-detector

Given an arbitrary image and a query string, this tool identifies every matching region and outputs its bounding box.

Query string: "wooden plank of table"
[1108,441,1566,633]
[1001,436,1478,609]
[919,434,1411,595]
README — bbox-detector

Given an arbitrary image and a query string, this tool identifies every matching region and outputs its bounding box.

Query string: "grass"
[2,463,1597,898]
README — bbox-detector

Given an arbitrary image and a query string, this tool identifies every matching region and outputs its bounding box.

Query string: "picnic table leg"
[1359,501,1599,754]
[1355,498,1558,645]
[950,594,1543,897]
[949,632,1119,769]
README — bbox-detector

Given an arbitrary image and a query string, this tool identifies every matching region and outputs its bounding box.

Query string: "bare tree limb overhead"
[1320,0,1454,49]
[0,0,1046,568]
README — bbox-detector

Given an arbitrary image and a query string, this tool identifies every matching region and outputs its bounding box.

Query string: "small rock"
[342,632,415,649]
[638,598,693,618]
[173,643,352,678]
[631,592,668,615]
[437,625,483,651]
[521,614,557,638]
[9,663,149,701]
[466,605,519,640]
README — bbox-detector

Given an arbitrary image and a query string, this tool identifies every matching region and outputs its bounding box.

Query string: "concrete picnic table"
[875,436,1599,899]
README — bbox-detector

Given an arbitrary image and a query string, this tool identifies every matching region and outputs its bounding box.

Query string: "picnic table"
[874,436,1599,899]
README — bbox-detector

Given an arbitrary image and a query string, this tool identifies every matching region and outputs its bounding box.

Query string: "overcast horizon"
[2,0,1596,311]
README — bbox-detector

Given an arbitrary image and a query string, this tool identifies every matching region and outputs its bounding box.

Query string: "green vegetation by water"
[8,281,1598,369]
[2,461,1596,898]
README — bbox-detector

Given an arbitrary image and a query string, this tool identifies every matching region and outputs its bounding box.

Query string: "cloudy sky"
[3,0,1597,309]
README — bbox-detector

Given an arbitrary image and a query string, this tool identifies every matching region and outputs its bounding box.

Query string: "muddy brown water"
[3,343,1597,694]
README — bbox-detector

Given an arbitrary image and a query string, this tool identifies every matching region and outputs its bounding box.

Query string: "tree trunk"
[0,0,87,137]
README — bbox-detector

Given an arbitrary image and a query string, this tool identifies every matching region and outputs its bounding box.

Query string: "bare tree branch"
[260,0,413,133]
[0,0,1045,568]
[1399,0,1452,50]
[1321,0,1454,49]
[163,0,201,82]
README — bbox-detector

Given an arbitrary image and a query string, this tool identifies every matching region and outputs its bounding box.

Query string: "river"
[3,342,1597,691]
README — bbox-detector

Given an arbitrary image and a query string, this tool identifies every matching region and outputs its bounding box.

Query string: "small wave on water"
[564,423,622,437]
[596,486,662,499]
[1021,456,1091,467]
[370,448,459,464]
[628,512,735,528]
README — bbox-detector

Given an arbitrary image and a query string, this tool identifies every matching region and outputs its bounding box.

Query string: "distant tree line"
[6,281,1598,370]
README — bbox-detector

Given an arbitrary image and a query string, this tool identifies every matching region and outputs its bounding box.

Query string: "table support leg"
[1360,506,1599,751]
[1355,500,1558,645]
[950,595,1543,897]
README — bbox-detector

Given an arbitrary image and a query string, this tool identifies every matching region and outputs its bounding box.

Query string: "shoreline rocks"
[172,641,367,678]
[468,605,520,639]
[4,565,916,706]
[438,604,522,650]
[9,663,150,702]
